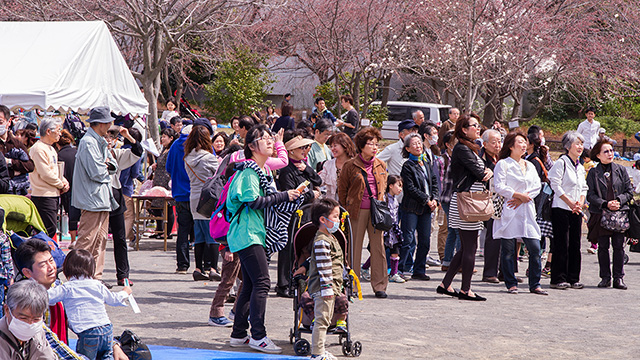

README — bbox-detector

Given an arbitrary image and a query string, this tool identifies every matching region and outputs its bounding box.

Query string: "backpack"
[10,231,66,270]
[209,171,245,244]
[197,155,231,218]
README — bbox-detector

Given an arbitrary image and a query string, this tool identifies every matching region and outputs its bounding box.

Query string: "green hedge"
[526,116,640,137]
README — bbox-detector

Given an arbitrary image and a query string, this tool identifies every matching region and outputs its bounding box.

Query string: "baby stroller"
[287,204,362,357]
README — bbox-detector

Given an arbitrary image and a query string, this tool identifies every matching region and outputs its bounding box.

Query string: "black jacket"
[278,161,323,205]
[586,162,633,214]
[450,142,486,193]
[400,157,439,215]
[0,152,9,194]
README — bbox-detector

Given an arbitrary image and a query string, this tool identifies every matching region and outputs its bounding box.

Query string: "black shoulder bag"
[360,169,393,231]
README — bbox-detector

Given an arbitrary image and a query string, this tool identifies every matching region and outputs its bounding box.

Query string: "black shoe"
[275,288,293,298]
[613,278,628,290]
[411,273,431,281]
[100,280,113,289]
[374,291,388,298]
[597,278,611,288]
[192,270,208,281]
[458,291,486,301]
[117,278,134,287]
[209,270,222,281]
[436,285,458,297]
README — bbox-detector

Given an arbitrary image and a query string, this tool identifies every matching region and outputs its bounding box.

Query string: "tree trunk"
[353,71,361,115]
[381,73,391,107]
[175,80,184,117]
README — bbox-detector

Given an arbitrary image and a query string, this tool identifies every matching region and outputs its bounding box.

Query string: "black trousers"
[31,196,59,239]
[175,201,194,270]
[276,239,292,291]
[231,244,270,340]
[109,211,130,280]
[598,232,625,280]
[551,208,582,284]
[482,219,501,279]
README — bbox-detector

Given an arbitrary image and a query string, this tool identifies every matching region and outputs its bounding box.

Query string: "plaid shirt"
[440,152,454,203]
[44,325,88,360]
[0,232,13,280]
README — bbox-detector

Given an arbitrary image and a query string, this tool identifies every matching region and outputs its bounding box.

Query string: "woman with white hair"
[0,279,56,359]
[29,117,69,238]
[548,131,588,290]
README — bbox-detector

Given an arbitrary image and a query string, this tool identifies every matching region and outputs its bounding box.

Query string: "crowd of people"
[0,97,635,360]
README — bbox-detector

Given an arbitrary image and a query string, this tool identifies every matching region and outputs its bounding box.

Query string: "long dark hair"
[498,132,527,160]
[244,124,271,159]
[453,114,480,154]
[183,125,213,158]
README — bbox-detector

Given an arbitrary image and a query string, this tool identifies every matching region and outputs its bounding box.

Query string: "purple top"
[360,155,378,209]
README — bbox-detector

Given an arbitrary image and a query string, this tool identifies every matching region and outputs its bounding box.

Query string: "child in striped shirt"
[307,198,343,360]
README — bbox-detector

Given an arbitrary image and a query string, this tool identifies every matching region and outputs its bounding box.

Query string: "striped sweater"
[307,232,344,297]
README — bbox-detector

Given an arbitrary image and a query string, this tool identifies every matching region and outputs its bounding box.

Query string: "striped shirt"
[308,232,344,297]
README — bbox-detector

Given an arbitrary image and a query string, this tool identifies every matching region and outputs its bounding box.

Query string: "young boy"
[308,198,343,360]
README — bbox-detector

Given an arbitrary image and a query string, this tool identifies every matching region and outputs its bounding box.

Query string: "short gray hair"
[39,117,61,136]
[412,110,423,119]
[561,131,585,152]
[482,129,501,144]
[402,133,423,158]
[6,279,49,316]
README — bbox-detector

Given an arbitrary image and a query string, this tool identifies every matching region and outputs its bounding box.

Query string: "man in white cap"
[72,107,119,285]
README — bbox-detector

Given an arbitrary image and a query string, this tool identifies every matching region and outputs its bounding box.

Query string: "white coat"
[493,157,542,240]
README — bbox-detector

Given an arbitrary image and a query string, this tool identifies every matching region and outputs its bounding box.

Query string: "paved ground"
[90,227,640,360]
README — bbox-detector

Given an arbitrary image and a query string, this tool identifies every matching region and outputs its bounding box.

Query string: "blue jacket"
[166,133,191,202]
[119,143,142,197]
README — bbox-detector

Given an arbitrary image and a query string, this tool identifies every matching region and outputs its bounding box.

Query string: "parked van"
[371,101,451,139]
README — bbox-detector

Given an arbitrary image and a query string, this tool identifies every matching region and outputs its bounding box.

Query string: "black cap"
[398,119,418,133]
[193,118,213,135]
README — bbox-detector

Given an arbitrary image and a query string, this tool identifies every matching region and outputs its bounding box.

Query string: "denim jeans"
[176,201,194,270]
[500,237,541,291]
[76,323,113,360]
[399,210,432,275]
[441,202,460,266]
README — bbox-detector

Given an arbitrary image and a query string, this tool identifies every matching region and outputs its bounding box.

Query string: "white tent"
[0,21,148,115]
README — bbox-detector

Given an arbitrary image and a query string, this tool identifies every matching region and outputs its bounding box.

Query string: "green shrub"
[365,104,387,129]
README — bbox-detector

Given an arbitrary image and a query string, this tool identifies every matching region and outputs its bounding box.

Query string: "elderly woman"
[184,125,220,282]
[338,127,389,298]
[437,114,492,301]
[399,133,439,281]
[0,279,56,359]
[493,132,546,295]
[548,131,588,290]
[29,117,69,238]
[586,140,633,290]
[320,132,356,200]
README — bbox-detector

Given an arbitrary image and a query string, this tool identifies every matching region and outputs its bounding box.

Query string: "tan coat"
[0,317,56,360]
[338,155,387,221]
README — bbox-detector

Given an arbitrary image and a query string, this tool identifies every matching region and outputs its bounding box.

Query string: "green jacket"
[227,167,265,253]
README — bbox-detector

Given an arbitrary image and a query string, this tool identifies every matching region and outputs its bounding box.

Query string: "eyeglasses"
[466,123,481,129]
[299,145,310,150]
[602,149,614,154]
[365,142,379,147]
[256,135,274,143]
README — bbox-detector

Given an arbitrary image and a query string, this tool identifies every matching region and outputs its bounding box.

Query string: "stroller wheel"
[338,334,344,344]
[352,341,362,357]
[342,341,352,356]
[294,339,310,356]
[289,329,294,344]
[624,253,629,264]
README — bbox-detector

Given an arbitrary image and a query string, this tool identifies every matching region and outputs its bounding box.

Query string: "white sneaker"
[426,256,442,266]
[229,335,250,348]
[310,351,338,360]
[389,273,406,283]
[249,336,282,354]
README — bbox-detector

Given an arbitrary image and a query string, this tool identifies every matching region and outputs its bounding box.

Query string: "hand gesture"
[274,128,284,143]
[224,251,234,262]
[482,168,493,181]
[123,286,132,295]
[506,198,524,209]
[607,200,620,211]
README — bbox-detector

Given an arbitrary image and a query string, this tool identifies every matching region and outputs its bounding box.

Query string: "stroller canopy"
[0,21,148,116]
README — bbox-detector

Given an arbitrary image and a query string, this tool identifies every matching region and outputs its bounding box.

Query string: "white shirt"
[319,158,339,201]
[377,140,406,176]
[548,155,588,211]
[576,119,600,150]
[47,277,129,333]
[493,157,542,240]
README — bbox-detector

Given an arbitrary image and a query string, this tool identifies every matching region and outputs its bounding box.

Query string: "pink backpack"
[209,172,245,243]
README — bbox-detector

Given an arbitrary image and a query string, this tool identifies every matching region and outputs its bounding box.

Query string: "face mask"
[8,309,43,341]
[429,135,438,146]
[211,125,217,134]
[0,125,6,136]
[324,218,340,233]
[540,137,546,146]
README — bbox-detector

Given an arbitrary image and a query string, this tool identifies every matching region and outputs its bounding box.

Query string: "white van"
[371,101,452,139]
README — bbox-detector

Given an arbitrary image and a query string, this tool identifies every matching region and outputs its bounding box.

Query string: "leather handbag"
[457,183,494,222]
[489,179,503,220]
[595,174,630,233]
[361,169,393,231]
